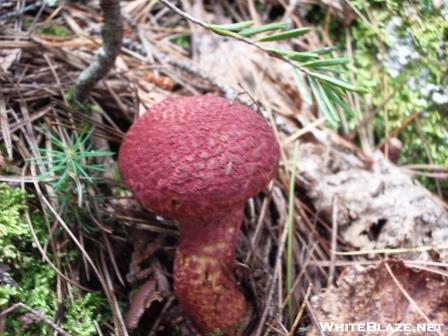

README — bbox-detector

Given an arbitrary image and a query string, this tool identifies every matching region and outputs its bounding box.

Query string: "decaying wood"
[296,130,448,262]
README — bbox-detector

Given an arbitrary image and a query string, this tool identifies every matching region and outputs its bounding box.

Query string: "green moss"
[61,293,108,336]
[21,18,70,37]
[0,184,109,335]
[0,285,18,307]
[0,184,28,264]
[336,0,448,196]
[21,18,33,30]
[170,34,191,49]
[63,90,96,112]
[39,24,70,37]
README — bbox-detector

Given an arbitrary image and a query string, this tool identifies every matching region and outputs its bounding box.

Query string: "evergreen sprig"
[29,128,113,212]
[159,0,368,126]
[206,20,368,127]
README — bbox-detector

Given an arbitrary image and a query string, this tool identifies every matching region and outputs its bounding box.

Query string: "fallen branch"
[72,0,123,103]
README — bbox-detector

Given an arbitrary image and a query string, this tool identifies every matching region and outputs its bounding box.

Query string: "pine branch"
[158,0,367,127]
[158,0,305,74]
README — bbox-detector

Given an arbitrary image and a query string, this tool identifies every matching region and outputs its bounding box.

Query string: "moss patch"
[0,184,109,335]
[339,0,448,195]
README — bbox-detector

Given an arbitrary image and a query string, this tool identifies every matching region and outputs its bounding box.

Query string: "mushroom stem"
[174,207,247,335]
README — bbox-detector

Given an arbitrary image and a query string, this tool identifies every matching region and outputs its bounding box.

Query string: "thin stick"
[328,196,338,285]
[333,243,448,256]
[32,177,110,295]
[158,0,310,77]
[288,283,313,336]
[245,180,275,263]
[0,303,69,336]
[0,1,43,21]
[281,242,319,309]
[254,205,291,336]
[384,262,443,336]
[281,117,326,147]
[286,142,299,322]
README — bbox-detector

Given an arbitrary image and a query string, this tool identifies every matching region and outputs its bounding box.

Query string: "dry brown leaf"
[125,278,163,330]
[307,260,448,336]
[127,234,161,283]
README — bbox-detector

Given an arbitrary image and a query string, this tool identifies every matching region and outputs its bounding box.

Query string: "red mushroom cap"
[119,96,279,220]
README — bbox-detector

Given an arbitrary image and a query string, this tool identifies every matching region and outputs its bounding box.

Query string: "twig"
[288,283,312,336]
[73,0,123,102]
[384,262,444,336]
[328,196,338,285]
[0,303,70,336]
[286,142,299,321]
[147,296,175,336]
[280,242,319,309]
[159,0,207,28]
[150,45,239,100]
[254,202,290,336]
[0,1,43,21]
[23,200,90,291]
[118,29,239,99]
[333,243,448,256]
[31,176,110,298]
[158,0,309,76]
[414,116,443,197]
[99,248,130,336]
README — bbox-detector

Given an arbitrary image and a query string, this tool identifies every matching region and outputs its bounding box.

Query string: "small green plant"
[61,293,108,336]
[30,128,113,214]
[205,322,241,336]
[21,18,70,37]
[421,0,432,15]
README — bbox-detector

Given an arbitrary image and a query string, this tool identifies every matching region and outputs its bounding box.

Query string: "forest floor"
[0,1,447,335]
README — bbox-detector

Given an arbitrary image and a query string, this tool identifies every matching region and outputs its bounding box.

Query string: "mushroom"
[118,96,279,335]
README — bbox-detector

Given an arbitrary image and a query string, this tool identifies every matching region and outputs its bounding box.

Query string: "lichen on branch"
[73,0,123,103]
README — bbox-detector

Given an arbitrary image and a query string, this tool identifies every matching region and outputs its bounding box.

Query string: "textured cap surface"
[119,96,279,219]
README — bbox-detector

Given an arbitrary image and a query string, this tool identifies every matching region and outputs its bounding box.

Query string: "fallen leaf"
[125,278,163,330]
[307,260,448,336]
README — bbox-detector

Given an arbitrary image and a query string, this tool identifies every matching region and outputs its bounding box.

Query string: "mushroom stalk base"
[174,207,247,335]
